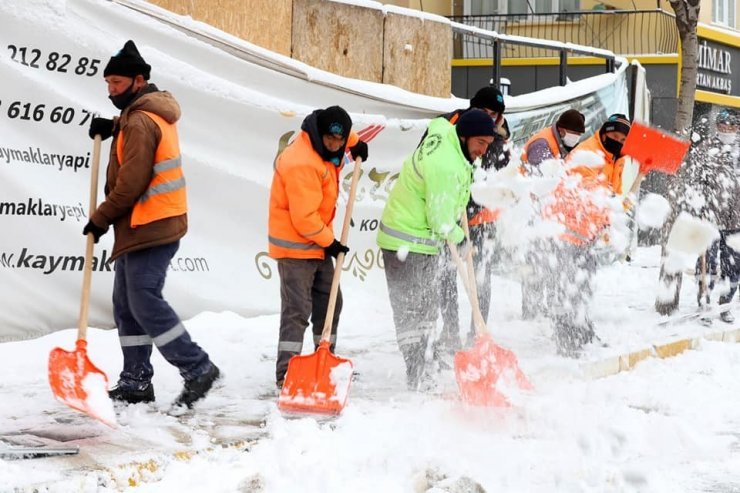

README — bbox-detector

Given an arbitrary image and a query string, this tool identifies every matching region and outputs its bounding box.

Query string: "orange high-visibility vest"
[116,110,187,228]
[521,125,562,164]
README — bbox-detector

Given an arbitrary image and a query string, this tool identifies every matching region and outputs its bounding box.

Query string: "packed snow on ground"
[1,244,739,492]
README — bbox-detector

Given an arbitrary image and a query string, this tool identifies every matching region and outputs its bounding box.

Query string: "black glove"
[349,140,368,161]
[325,239,349,258]
[82,220,108,243]
[88,117,114,141]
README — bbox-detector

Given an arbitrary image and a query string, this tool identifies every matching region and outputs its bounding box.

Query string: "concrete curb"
[581,326,740,380]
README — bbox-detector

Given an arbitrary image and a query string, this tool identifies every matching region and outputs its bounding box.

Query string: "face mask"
[717,132,737,145]
[562,132,580,148]
[109,81,137,110]
[602,136,623,157]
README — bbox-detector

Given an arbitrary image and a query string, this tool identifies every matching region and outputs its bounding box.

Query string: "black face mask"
[602,136,623,157]
[109,81,137,110]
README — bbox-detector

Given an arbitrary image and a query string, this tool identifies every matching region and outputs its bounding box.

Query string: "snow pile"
[82,373,117,428]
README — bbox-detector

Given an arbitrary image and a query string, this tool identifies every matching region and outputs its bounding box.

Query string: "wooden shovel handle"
[320,157,362,342]
[447,216,489,336]
[77,135,102,341]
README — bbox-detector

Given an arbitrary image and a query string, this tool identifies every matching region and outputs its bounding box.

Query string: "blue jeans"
[113,241,211,389]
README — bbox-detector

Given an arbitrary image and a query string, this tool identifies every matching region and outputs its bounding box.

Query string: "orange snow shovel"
[277,157,362,416]
[622,121,690,195]
[448,217,532,407]
[48,135,115,427]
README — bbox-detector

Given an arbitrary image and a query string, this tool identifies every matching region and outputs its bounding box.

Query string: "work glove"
[325,239,349,258]
[82,220,108,243]
[88,117,114,141]
[348,140,368,161]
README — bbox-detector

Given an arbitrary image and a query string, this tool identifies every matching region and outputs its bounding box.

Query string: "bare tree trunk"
[655,0,700,315]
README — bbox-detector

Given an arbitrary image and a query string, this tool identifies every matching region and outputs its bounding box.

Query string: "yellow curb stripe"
[112,439,251,488]
[582,325,739,380]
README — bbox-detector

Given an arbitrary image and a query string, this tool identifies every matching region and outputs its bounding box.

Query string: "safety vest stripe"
[278,341,303,352]
[152,322,187,347]
[139,177,186,203]
[269,235,323,250]
[153,156,182,174]
[379,222,439,247]
[120,335,153,347]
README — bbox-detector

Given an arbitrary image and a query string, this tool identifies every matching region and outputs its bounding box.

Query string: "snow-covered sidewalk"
[1,245,739,492]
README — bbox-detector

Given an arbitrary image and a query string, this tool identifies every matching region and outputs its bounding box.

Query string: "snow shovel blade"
[48,339,116,427]
[454,333,532,407]
[621,121,690,175]
[277,341,353,416]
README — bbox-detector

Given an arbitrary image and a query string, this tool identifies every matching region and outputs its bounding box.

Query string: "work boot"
[173,364,221,409]
[109,383,155,404]
[720,311,735,324]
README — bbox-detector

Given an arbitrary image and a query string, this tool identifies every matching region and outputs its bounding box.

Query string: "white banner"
[0,0,630,342]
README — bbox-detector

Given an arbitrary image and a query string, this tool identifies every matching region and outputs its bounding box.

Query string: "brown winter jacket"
[92,85,187,260]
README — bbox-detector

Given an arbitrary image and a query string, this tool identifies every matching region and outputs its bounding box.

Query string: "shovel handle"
[320,157,363,342]
[77,135,102,341]
[448,216,488,336]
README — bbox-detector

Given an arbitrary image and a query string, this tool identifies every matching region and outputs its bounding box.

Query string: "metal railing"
[450,20,619,89]
[449,9,678,59]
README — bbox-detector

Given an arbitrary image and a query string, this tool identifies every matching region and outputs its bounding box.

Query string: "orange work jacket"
[520,125,563,164]
[567,133,625,195]
[116,110,187,228]
[268,130,358,260]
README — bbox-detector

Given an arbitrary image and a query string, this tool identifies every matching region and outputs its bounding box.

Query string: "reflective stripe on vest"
[379,222,440,247]
[116,110,187,228]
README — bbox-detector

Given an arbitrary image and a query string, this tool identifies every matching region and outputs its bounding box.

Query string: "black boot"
[109,383,155,404]
[174,364,221,409]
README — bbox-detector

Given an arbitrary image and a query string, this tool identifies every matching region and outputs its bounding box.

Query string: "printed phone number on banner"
[0,100,95,127]
[7,45,101,77]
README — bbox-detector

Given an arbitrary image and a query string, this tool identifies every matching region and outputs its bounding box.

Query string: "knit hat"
[716,108,740,126]
[600,113,631,136]
[103,40,151,80]
[470,86,506,114]
[557,109,586,133]
[456,109,496,138]
[317,106,352,139]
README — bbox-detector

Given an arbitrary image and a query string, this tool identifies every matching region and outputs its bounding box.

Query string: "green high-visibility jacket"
[376,117,473,255]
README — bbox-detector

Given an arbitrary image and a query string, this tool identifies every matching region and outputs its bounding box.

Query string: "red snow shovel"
[48,136,115,427]
[622,121,690,195]
[448,218,532,407]
[277,157,362,416]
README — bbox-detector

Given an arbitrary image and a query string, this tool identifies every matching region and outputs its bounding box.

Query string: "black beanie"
[456,109,495,138]
[556,109,586,133]
[317,106,352,139]
[600,113,631,136]
[103,40,151,80]
[470,86,505,114]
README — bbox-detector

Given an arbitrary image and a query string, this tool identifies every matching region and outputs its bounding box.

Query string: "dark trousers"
[696,229,740,304]
[275,257,341,383]
[438,224,496,344]
[113,241,211,389]
[382,249,439,388]
[549,242,596,354]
